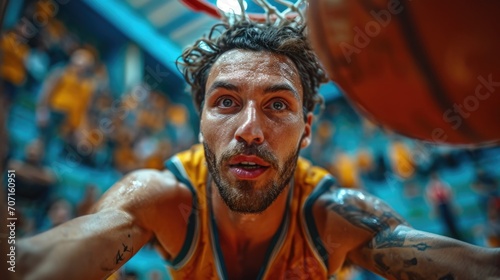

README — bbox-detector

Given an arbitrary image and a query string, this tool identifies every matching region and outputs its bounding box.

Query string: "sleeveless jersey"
[164,144,337,279]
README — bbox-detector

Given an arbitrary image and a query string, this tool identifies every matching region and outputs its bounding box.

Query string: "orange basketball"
[307,0,500,145]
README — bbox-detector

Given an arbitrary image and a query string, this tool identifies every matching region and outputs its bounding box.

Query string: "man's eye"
[219,98,233,107]
[271,101,286,110]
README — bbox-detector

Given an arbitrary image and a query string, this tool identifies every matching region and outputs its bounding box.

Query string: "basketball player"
[16,19,500,280]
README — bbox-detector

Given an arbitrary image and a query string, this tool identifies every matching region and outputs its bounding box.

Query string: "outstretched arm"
[322,188,500,279]
[349,224,500,279]
[17,208,152,280]
[16,169,177,280]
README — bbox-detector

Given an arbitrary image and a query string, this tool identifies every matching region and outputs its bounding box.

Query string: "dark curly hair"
[176,20,327,118]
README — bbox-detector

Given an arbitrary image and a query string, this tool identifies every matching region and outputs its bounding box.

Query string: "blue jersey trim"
[164,157,199,269]
[303,175,336,268]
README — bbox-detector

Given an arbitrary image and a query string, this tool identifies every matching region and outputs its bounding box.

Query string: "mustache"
[220,143,278,169]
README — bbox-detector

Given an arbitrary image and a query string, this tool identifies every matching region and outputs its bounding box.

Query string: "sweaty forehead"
[207,49,302,92]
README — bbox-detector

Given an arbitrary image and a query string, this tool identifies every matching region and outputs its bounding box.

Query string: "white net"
[221,0,307,26]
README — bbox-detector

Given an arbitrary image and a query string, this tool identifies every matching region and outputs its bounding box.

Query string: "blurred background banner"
[0,1,499,279]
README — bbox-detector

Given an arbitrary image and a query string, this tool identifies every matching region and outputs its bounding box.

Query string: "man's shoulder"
[96,168,193,213]
[93,169,194,257]
[128,168,194,197]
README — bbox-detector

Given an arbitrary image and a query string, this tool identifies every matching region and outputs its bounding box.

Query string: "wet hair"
[177,20,328,117]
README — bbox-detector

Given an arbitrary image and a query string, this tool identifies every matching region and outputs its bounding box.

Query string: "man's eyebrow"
[206,81,300,100]
[206,81,239,95]
[264,83,300,100]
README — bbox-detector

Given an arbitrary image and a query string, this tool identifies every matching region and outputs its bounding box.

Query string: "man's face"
[200,49,312,213]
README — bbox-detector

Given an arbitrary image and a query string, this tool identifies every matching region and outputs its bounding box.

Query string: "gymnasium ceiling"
[118,0,294,49]
[121,0,220,51]
[78,0,341,99]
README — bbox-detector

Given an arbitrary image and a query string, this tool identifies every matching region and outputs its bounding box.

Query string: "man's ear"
[300,113,313,148]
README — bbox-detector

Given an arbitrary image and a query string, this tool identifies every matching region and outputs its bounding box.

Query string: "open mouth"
[231,162,266,169]
[228,156,271,179]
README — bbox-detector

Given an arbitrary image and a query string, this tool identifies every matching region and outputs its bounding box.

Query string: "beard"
[203,141,301,214]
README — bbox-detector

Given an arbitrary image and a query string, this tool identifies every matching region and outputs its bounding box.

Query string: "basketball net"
[181,0,306,26]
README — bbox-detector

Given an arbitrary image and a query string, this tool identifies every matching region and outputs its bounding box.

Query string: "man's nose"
[234,103,264,145]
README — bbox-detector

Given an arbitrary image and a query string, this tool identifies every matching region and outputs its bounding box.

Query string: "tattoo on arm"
[114,234,134,265]
[376,253,454,280]
[325,189,409,248]
[374,253,390,272]
[326,189,463,279]
[403,257,417,267]
[115,251,125,264]
[325,190,448,251]
[325,189,407,229]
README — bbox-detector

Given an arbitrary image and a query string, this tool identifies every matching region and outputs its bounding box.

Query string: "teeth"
[241,162,257,165]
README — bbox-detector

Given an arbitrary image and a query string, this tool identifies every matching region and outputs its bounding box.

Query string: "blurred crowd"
[1,0,195,238]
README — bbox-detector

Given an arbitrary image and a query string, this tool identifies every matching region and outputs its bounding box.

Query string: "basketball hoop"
[180,0,306,26]
[180,0,221,19]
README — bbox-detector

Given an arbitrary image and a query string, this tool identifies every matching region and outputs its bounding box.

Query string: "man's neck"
[211,182,291,247]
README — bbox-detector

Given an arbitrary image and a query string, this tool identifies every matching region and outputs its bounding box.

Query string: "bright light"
[216,0,247,15]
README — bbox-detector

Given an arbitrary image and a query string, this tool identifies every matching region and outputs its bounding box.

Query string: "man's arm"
[17,207,152,280]
[325,189,500,279]
[349,224,500,279]
[17,169,180,280]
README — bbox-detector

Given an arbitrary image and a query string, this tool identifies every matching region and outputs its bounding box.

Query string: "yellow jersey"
[164,144,337,279]
[48,69,94,130]
[0,32,29,85]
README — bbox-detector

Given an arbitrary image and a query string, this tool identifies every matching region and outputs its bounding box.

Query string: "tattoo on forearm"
[115,234,134,265]
[374,253,390,272]
[122,243,132,253]
[375,253,428,280]
[403,257,418,267]
[412,242,431,251]
[326,189,462,280]
[371,226,406,249]
[115,250,125,264]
